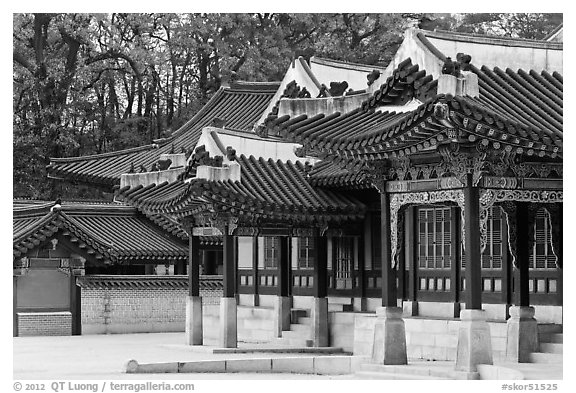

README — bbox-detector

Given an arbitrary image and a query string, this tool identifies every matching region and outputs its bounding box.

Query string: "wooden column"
[311,234,329,347]
[501,211,511,308]
[450,206,461,318]
[505,202,538,363]
[380,191,396,307]
[223,229,235,298]
[13,276,18,337]
[278,236,290,297]
[186,229,203,345]
[220,225,237,347]
[252,237,259,306]
[357,231,366,301]
[463,173,482,310]
[70,273,81,335]
[313,235,328,298]
[515,202,530,307]
[188,235,201,297]
[405,207,417,302]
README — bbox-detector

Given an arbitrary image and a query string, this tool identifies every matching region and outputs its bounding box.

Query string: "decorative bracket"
[492,190,563,269]
[390,190,465,268]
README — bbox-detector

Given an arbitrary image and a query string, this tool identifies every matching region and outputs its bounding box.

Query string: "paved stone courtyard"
[13,332,353,380]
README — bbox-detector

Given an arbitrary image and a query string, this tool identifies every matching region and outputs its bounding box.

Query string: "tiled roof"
[143,212,223,246]
[47,82,280,187]
[13,201,188,262]
[308,160,370,189]
[116,155,366,223]
[269,59,562,161]
[77,275,223,291]
[361,58,437,108]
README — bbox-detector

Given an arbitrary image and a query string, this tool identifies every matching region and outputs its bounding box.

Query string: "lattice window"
[297,237,316,269]
[264,237,280,269]
[418,207,452,269]
[481,206,504,270]
[334,237,353,279]
[529,209,557,270]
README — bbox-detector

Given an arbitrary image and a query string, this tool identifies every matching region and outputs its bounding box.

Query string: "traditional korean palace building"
[33,28,563,371]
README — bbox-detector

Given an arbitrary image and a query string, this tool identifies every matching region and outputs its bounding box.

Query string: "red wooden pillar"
[185,231,202,345]
[456,173,493,371]
[515,202,531,307]
[463,173,482,310]
[380,191,396,306]
[220,226,237,347]
[188,235,201,297]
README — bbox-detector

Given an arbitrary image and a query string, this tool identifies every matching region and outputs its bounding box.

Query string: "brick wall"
[17,312,71,336]
[81,284,222,334]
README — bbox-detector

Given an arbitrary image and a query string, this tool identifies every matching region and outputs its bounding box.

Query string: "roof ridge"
[543,23,563,41]
[420,28,563,50]
[49,143,160,163]
[310,56,387,71]
[228,81,281,91]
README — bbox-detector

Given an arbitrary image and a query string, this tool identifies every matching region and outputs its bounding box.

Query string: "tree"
[14,13,563,199]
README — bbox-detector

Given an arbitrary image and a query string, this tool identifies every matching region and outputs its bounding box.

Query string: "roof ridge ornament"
[439,53,478,98]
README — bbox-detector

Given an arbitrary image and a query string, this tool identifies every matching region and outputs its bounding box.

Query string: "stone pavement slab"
[13,333,352,380]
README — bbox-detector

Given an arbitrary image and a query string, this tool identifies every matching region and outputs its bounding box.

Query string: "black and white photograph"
[11,8,567,389]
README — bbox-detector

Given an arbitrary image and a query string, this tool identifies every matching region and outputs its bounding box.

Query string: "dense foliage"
[13,13,562,199]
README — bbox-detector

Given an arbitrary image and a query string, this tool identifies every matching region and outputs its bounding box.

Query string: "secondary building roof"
[13,200,189,263]
[46,82,280,188]
[266,57,562,161]
[115,154,366,224]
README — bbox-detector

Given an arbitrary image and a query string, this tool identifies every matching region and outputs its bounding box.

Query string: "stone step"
[528,352,563,364]
[539,333,563,344]
[328,303,353,312]
[290,308,308,321]
[328,297,354,305]
[236,306,274,319]
[270,337,313,347]
[354,371,448,380]
[298,317,312,325]
[290,323,312,334]
[537,324,563,334]
[539,343,563,354]
[281,330,312,340]
[359,363,474,380]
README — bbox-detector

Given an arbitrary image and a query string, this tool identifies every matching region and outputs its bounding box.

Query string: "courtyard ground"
[13,332,353,380]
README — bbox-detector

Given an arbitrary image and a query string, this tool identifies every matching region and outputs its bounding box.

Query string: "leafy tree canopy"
[13,13,562,199]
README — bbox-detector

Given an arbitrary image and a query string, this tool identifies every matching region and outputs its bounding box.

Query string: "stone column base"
[311,297,329,347]
[273,296,291,337]
[456,309,493,372]
[371,307,407,365]
[185,296,203,345]
[353,297,367,312]
[402,301,418,317]
[506,306,538,363]
[219,297,237,348]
